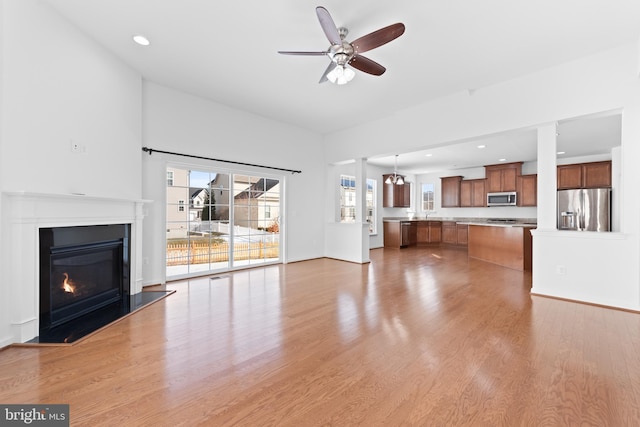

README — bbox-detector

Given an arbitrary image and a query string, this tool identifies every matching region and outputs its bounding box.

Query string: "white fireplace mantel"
[2,191,150,344]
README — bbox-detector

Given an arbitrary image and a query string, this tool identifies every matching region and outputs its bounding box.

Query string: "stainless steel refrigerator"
[557,188,611,231]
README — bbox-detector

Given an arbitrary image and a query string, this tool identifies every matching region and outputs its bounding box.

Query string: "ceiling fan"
[278,6,405,84]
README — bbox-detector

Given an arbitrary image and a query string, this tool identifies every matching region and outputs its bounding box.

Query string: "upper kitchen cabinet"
[383,174,411,207]
[517,174,537,207]
[441,176,463,207]
[460,179,487,207]
[485,162,522,193]
[557,161,611,190]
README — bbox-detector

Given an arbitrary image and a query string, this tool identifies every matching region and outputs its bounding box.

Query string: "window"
[367,179,376,234]
[339,175,377,234]
[422,183,435,212]
[340,175,356,223]
[166,167,281,279]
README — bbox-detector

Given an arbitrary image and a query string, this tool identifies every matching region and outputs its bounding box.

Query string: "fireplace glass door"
[49,241,124,327]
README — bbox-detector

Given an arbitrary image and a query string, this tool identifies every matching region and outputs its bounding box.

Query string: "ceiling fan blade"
[351,23,405,54]
[319,62,338,83]
[316,6,341,45]
[278,51,327,56]
[348,55,386,76]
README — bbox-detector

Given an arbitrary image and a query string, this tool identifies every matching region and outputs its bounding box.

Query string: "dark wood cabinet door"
[416,223,430,244]
[442,222,457,244]
[518,174,537,206]
[557,164,583,190]
[583,161,611,188]
[383,222,401,248]
[486,169,503,193]
[393,184,405,207]
[441,176,462,207]
[429,222,442,243]
[460,180,472,207]
[402,182,412,207]
[501,167,518,192]
[471,179,486,207]
[456,224,468,246]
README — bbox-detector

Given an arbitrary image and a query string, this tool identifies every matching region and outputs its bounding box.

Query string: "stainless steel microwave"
[487,191,517,206]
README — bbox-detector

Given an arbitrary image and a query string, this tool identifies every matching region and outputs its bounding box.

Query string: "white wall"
[141,82,325,285]
[1,0,142,198]
[324,43,640,310]
[0,0,7,346]
[0,0,143,345]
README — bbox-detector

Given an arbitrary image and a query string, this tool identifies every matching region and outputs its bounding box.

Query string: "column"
[537,123,557,230]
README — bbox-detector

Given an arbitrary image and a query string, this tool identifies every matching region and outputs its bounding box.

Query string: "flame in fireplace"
[62,273,76,294]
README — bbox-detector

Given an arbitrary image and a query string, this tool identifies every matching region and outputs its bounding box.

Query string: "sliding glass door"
[166,167,281,278]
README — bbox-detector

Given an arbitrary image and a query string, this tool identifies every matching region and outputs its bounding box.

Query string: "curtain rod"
[142,147,302,174]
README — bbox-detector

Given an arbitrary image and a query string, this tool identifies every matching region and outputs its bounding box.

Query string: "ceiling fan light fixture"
[327,65,355,85]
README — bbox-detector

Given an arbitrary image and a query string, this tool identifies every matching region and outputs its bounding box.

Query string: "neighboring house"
[189,187,208,220]
[166,171,280,238]
[166,168,190,238]
[233,178,280,231]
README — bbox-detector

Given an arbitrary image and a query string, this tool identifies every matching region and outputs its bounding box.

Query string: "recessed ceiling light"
[133,35,150,46]
[557,151,566,155]
[498,158,507,162]
[425,153,433,157]
[477,145,486,149]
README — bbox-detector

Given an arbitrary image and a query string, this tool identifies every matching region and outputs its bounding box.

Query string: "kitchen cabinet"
[416,221,429,244]
[416,220,442,244]
[456,224,468,246]
[442,222,468,246]
[383,175,411,207]
[383,222,402,248]
[485,162,522,193]
[429,221,442,243]
[583,161,612,188]
[384,221,418,248]
[442,221,457,244]
[440,176,463,207]
[517,174,537,207]
[557,161,611,190]
[460,179,486,207]
[557,164,582,189]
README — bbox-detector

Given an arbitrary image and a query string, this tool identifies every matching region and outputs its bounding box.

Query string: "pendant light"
[385,155,405,185]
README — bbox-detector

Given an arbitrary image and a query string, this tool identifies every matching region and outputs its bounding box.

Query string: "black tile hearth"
[28,291,173,344]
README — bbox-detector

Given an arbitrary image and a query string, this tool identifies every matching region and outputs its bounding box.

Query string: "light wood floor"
[1,246,639,426]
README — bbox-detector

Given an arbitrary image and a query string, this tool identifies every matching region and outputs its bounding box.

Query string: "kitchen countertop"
[383,217,537,228]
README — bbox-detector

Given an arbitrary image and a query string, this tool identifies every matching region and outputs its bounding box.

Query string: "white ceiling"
[368,112,622,174]
[42,0,638,171]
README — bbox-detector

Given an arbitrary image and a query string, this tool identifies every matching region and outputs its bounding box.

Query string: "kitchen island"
[464,222,535,271]
[383,217,536,271]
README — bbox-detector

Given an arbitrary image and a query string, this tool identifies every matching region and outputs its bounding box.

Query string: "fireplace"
[39,224,130,339]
